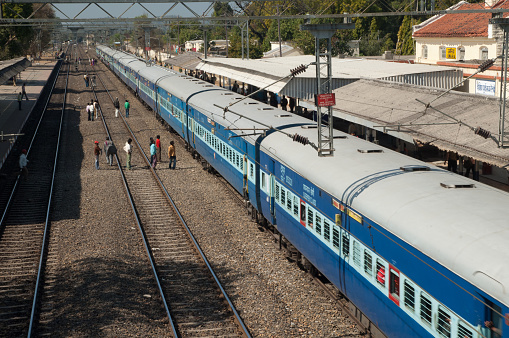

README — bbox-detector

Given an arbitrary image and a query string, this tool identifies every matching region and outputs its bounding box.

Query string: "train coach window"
[420,293,432,326]
[404,280,415,312]
[458,322,473,338]
[281,189,285,206]
[293,197,299,217]
[376,260,385,287]
[261,172,267,191]
[307,208,314,228]
[315,215,322,235]
[364,251,373,277]
[353,241,361,267]
[275,183,280,201]
[437,307,451,338]
[287,192,292,211]
[323,220,331,242]
[336,229,343,252]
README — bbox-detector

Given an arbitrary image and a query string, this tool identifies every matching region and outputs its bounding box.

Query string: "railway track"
[84,50,251,337]
[0,56,68,336]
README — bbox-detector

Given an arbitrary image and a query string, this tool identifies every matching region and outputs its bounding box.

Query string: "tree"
[395,16,420,55]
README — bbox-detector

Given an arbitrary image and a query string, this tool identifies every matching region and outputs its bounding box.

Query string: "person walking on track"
[150,139,157,169]
[89,101,94,121]
[124,138,133,170]
[114,97,120,117]
[94,141,102,170]
[156,135,161,162]
[168,141,176,169]
[125,100,130,118]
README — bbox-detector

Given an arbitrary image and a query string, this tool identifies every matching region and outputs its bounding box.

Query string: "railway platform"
[0,58,57,169]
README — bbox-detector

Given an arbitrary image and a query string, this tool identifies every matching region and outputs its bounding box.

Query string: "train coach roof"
[261,126,509,307]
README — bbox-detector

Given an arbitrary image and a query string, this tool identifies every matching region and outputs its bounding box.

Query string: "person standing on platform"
[114,97,120,118]
[125,100,130,118]
[124,138,133,170]
[168,141,176,169]
[156,135,161,162]
[280,96,288,111]
[19,149,28,181]
[150,139,157,169]
[444,151,458,173]
[84,74,89,87]
[17,92,22,110]
[289,97,296,113]
[22,83,28,100]
[94,141,102,170]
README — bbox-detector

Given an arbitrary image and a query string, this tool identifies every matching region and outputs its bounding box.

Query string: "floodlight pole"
[301,23,354,157]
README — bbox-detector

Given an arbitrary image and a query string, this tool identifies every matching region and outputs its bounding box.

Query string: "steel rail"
[93,49,251,337]
[27,55,70,338]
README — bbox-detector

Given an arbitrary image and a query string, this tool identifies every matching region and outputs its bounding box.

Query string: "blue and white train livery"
[97,45,509,338]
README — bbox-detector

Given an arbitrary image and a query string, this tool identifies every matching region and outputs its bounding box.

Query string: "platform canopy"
[0,57,31,85]
[195,55,462,99]
[331,78,509,168]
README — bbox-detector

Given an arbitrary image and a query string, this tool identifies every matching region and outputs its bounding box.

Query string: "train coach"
[97,44,509,338]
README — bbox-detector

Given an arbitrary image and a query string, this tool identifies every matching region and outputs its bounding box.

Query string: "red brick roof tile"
[413,1,509,37]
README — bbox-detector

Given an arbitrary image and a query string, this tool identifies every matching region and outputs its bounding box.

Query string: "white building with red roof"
[413,0,509,95]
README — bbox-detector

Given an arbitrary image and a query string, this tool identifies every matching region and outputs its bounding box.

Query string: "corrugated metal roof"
[195,56,462,98]
[0,57,31,84]
[331,78,509,167]
[163,52,203,70]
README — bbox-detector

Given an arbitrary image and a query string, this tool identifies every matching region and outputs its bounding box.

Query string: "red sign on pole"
[316,93,336,107]
[145,47,151,51]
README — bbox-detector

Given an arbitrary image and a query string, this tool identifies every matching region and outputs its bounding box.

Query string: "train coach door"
[269,159,276,218]
[242,142,248,200]
[388,264,400,307]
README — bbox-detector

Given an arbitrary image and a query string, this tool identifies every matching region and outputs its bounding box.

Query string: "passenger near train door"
[300,200,306,227]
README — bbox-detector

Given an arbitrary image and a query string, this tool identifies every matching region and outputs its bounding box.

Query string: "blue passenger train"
[97,45,509,338]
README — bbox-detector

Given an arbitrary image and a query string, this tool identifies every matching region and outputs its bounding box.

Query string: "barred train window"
[340,231,348,254]
[404,281,415,312]
[275,184,280,202]
[315,215,322,236]
[437,307,451,338]
[250,164,254,178]
[307,208,314,229]
[333,227,341,249]
[376,260,385,287]
[353,241,361,266]
[420,293,432,326]
[458,322,473,338]
[293,197,299,217]
[286,192,291,211]
[364,251,372,276]
[323,220,331,242]
[281,189,286,205]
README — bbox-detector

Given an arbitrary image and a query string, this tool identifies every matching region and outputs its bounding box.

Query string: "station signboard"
[475,79,496,96]
[316,93,336,107]
[446,48,457,59]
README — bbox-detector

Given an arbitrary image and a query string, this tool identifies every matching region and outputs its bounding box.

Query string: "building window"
[480,47,488,60]
[440,46,447,60]
[458,46,465,60]
[422,45,428,59]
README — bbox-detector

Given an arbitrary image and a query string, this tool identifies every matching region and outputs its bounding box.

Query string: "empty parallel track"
[0,57,68,337]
